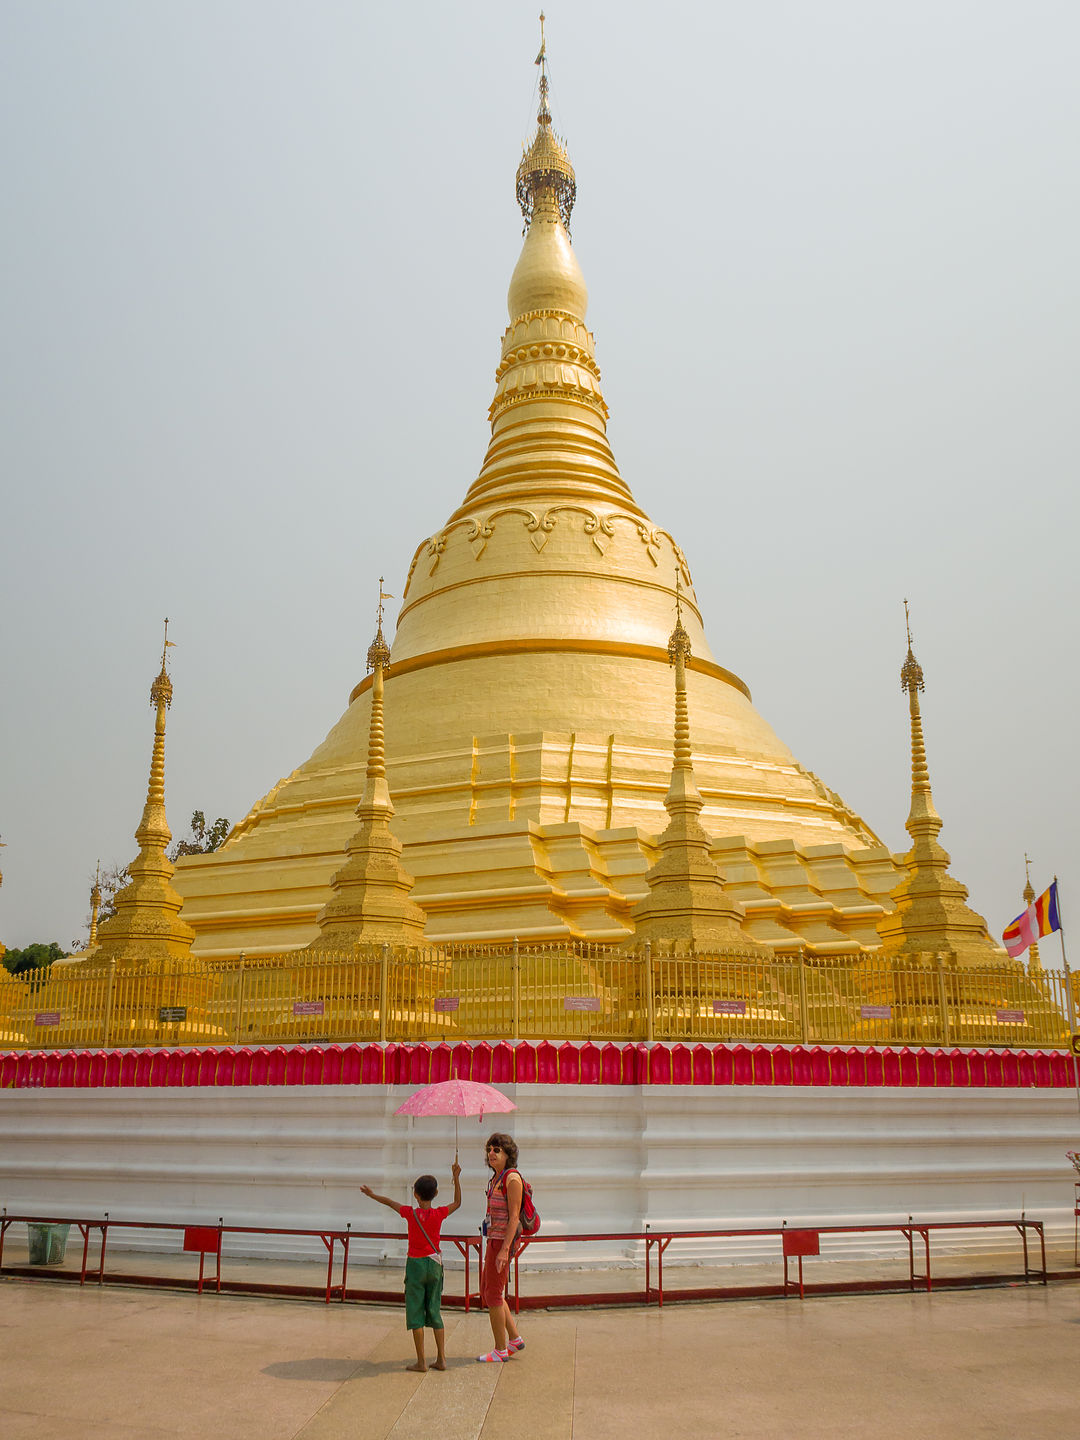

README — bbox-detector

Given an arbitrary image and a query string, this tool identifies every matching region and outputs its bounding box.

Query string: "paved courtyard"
[2,1270,1078,1440]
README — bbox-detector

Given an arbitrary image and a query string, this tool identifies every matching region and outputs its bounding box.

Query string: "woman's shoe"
[476,1349,509,1363]
[507,1337,525,1352]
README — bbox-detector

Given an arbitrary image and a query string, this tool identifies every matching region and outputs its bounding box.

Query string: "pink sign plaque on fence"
[712,1001,747,1016]
[433,997,460,1012]
[33,1012,61,1027]
[995,1010,1025,1024]
[564,997,602,1012]
[860,1005,892,1020]
[292,1001,325,1017]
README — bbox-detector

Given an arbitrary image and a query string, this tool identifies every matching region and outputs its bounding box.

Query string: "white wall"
[1,1085,1076,1268]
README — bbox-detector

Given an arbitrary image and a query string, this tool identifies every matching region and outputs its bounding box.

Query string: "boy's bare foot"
[406,1362,427,1373]
[433,1359,447,1370]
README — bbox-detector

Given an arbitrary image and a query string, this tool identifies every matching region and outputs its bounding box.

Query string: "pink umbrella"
[394,1079,516,1158]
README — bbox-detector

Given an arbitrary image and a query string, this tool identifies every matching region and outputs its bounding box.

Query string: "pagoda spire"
[310,581,427,947]
[94,621,195,965]
[876,603,999,964]
[631,578,768,953]
[451,15,640,519]
[88,862,102,949]
[1022,853,1042,972]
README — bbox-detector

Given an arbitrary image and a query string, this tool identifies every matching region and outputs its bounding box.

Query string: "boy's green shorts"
[404,1255,444,1330]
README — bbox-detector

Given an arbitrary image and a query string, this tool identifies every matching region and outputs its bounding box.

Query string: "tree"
[3,941,66,976]
[169,811,230,859]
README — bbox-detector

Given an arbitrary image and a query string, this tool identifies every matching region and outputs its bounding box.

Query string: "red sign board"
[433,997,460,1012]
[564,996,602,1012]
[34,1012,61,1027]
[712,1001,746,1016]
[860,1004,892,1020]
[292,1000,325,1017]
[782,1229,821,1257]
[995,1010,1025,1024]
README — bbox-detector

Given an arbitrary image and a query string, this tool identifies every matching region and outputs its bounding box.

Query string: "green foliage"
[170,810,230,859]
[3,941,66,976]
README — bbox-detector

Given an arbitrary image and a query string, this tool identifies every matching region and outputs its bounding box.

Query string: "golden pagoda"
[93,623,196,965]
[875,604,1001,965]
[173,27,902,960]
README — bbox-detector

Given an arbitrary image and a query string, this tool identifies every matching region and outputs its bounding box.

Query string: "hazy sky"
[2,1,1077,953]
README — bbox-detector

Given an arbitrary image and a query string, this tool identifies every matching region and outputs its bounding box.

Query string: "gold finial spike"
[367,577,393,675]
[1023,853,1036,905]
[151,618,176,712]
[900,599,924,696]
[516,11,575,233]
[667,569,691,667]
[535,12,550,124]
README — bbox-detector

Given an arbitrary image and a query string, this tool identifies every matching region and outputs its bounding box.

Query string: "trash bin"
[27,1224,70,1265]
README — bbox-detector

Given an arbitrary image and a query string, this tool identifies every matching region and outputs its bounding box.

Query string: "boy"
[360,1160,461,1372]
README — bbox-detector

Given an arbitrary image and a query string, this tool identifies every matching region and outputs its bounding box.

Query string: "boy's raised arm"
[446,1160,462,1215]
[359,1184,402,1212]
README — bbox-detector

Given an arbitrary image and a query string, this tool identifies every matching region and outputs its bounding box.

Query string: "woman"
[476,1131,526,1363]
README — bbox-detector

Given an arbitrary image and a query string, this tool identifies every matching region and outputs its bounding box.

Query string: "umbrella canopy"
[393,1078,516,1121]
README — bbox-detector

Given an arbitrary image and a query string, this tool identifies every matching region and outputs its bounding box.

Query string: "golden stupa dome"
[173,36,893,957]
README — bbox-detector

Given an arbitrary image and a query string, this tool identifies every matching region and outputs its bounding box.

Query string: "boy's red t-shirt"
[398,1204,449,1258]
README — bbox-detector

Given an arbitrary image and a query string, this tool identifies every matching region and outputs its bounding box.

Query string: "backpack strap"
[411,1207,443,1265]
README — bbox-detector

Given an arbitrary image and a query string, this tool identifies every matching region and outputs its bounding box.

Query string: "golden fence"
[1,945,1077,1051]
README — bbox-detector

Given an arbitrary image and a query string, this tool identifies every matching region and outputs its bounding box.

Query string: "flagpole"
[1054,876,1080,1123]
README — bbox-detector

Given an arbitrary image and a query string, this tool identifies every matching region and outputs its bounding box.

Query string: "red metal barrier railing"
[0,1210,1051,1309]
[0,1214,481,1309]
[505,1217,1049,1308]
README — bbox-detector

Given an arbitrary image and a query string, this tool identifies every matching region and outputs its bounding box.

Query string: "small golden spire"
[1023,853,1042,971]
[310,578,426,947]
[630,574,767,953]
[88,861,102,948]
[877,602,998,963]
[92,626,194,965]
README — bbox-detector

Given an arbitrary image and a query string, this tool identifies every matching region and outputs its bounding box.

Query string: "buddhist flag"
[1002,881,1061,957]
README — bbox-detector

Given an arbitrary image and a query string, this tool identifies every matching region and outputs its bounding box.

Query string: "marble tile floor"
[1,1269,1078,1439]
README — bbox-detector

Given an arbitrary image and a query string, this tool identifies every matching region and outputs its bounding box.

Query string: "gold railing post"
[935,955,951,1047]
[233,955,246,1045]
[102,961,117,1050]
[1062,957,1078,1035]
[797,952,810,1044]
[644,942,655,1045]
[511,938,521,1042]
[379,944,389,1044]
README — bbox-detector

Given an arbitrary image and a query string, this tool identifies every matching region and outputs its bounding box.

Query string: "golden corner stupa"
[171,32,1001,967]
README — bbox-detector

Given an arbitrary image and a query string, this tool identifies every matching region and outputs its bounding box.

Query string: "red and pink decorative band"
[1,1042,1078,1090]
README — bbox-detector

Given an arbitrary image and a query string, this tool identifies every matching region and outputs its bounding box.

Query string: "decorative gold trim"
[349,638,751,705]
[396,567,706,631]
[402,506,692,595]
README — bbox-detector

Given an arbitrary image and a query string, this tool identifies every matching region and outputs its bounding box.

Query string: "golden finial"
[667,571,691,665]
[900,599,924,696]
[516,12,576,234]
[150,617,176,710]
[1023,852,1035,905]
[366,578,393,674]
